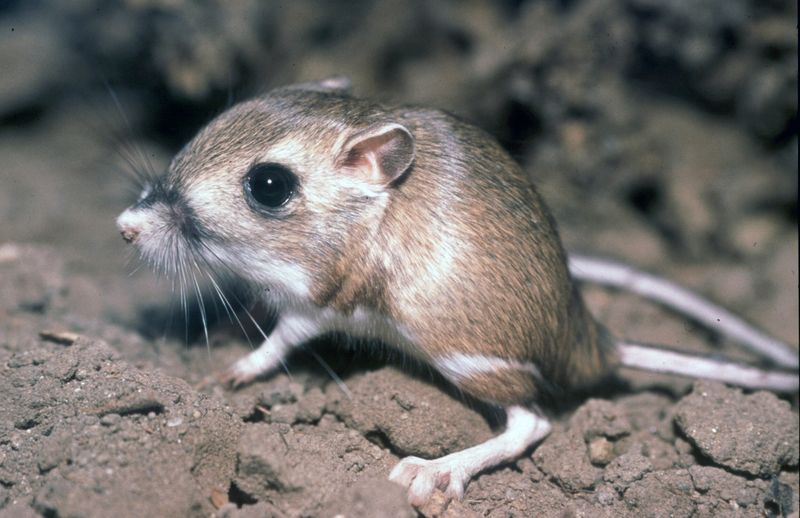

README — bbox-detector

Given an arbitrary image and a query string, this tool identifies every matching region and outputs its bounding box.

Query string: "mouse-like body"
[117,78,798,506]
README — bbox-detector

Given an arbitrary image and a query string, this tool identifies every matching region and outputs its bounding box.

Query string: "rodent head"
[117,80,415,302]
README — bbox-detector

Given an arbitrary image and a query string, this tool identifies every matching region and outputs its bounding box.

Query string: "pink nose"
[120,227,140,244]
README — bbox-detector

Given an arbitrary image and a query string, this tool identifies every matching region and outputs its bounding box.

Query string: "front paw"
[216,360,260,389]
[388,455,469,507]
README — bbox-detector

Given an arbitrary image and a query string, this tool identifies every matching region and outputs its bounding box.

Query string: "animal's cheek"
[184,182,237,217]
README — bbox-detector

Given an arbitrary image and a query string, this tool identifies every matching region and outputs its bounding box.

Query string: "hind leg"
[388,405,551,506]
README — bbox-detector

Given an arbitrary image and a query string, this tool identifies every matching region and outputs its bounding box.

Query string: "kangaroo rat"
[116,78,798,506]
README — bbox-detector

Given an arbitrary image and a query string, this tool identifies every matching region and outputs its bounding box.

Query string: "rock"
[326,367,491,458]
[623,469,696,518]
[235,423,301,493]
[295,386,326,423]
[324,479,414,518]
[688,465,767,509]
[257,382,302,408]
[674,437,697,468]
[603,451,652,491]
[233,418,394,516]
[589,437,616,466]
[1,336,241,518]
[570,399,632,441]
[415,489,480,518]
[220,502,287,518]
[674,381,799,476]
[534,429,602,491]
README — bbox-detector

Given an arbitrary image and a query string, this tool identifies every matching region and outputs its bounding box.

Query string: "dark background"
[1,0,796,343]
[1,2,796,261]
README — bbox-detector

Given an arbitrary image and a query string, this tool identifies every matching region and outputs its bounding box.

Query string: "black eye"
[244,163,297,209]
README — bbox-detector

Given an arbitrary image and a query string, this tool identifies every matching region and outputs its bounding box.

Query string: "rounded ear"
[336,123,415,187]
[285,76,352,95]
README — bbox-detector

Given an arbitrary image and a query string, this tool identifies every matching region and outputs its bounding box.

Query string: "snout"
[116,209,147,245]
[119,227,139,244]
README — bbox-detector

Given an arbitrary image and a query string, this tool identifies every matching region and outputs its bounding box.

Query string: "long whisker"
[82,96,152,190]
[205,270,254,350]
[127,263,144,277]
[199,246,293,378]
[197,244,350,395]
[306,348,352,399]
[188,240,354,395]
[160,289,177,347]
[239,305,292,378]
[105,82,159,182]
[189,263,210,354]
[207,274,235,323]
[192,243,256,342]
[175,245,190,346]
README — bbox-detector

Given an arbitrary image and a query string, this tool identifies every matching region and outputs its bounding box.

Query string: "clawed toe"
[388,456,424,487]
[389,456,467,507]
[216,364,257,389]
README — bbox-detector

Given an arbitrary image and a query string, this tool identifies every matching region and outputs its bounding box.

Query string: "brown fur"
[148,85,619,406]
[334,107,618,402]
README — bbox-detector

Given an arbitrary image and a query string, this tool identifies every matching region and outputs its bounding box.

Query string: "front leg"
[220,311,327,387]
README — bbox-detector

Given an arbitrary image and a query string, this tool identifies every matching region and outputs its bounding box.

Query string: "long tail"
[569,254,799,370]
[618,341,799,393]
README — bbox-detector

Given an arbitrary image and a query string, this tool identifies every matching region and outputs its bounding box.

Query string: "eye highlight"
[244,163,297,210]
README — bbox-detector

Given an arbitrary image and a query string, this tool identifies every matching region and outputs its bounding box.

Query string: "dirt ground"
[0,1,798,517]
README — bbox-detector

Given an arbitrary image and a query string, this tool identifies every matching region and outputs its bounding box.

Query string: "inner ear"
[337,123,415,186]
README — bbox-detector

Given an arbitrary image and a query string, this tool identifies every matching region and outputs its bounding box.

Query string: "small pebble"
[166,417,183,428]
[100,413,121,427]
[589,437,615,466]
